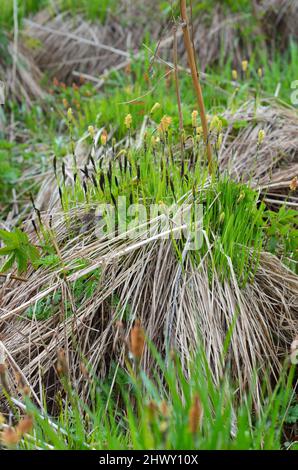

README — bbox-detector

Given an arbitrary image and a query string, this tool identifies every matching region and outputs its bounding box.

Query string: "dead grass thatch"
[0,196,297,412]
[0,33,45,108]
[23,1,298,85]
[219,100,298,206]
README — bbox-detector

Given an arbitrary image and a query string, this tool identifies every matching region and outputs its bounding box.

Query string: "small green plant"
[0,141,20,205]
[285,403,298,425]
[25,268,100,320]
[265,206,298,273]
[0,228,40,274]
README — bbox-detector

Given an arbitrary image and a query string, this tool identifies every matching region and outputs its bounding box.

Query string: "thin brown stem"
[0,273,27,282]
[180,0,213,173]
[173,24,184,173]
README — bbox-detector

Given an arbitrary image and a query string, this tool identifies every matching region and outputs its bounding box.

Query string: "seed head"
[14,371,30,396]
[258,129,265,145]
[124,113,133,129]
[1,427,20,447]
[129,320,145,361]
[100,129,108,146]
[16,415,33,437]
[159,115,172,133]
[150,102,161,115]
[191,110,198,128]
[57,349,69,377]
[196,126,203,139]
[160,400,170,418]
[210,116,222,132]
[232,69,238,80]
[289,176,298,192]
[88,125,95,138]
[216,133,223,150]
[188,394,203,434]
[67,107,73,121]
[151,136,157,148]
[241,59,248,73]
[258,67,263,78]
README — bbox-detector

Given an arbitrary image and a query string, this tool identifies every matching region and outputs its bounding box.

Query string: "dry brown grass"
[23,1,298,83]
[0,197,297,411]
[0,35,45,107]
[219,100,298,206]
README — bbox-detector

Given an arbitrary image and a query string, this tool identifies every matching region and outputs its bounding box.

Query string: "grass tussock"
[0,0,298,451]
[0,114,297,410]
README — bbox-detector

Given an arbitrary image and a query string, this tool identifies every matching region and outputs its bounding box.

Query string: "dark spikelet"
[62,161,66,183]
[29,193,36,210]
[73,172,77,183]
[114,175,119,188]
[107,166,112,188]
[99,172,105,192]
[170,177,176,200]
[82,180,88,196]
[35,208,42,225]
[137,164,141,180]
[90,156,96,171]
[53,156,57,177]
[180,160,185,178]
[118,157,123,173]
[31,219,38,235]
[91,174,98,188]
[110,191,117,207]
[58,186,63,208]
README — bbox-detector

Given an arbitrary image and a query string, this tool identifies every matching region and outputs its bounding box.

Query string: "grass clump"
[1,346,295,450]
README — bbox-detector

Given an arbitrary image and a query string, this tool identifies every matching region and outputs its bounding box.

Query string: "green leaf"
[0,229,15,244]
[1,253,16,273]
[15,249,28,273]
[0,246,14,255]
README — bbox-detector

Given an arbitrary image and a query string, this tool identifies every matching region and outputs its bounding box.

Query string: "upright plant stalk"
[173,24,185,175]
[180,0,213,173]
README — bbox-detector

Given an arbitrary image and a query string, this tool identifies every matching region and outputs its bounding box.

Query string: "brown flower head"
[16,415,33,437]
[1,427,20,447]
[188,394,203,434]
[289,176,298,192]
[129,320,145,361]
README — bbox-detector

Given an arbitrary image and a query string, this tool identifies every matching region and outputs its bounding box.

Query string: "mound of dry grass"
[0,33,45,108]
[259,0,298,49]
[23,4,163,84]
[0,195,297,411]
[219,100,298,206]
[23,1,298,85]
